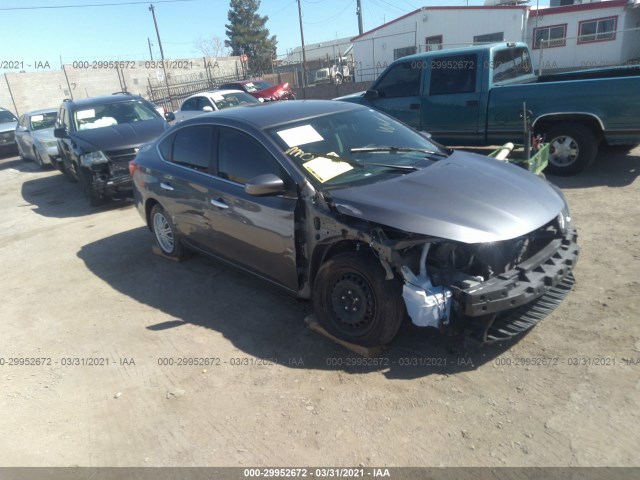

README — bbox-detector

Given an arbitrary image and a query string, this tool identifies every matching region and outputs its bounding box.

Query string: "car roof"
[64,94,146,109]
[184,89,246,100]
[25,108,58,116]
[192,99,363,130]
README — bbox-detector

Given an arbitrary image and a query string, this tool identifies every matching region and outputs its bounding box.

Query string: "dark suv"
[54,93,169,205]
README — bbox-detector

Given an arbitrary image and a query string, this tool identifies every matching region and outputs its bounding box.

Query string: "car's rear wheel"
[313,252,405,346]
[151,204,185,260]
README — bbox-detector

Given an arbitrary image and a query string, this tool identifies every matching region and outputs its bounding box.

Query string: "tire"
[62,157,79,183]
[78,166,104,207]
[150,204,186,260]
[313,252,405,346]
[34,149,45,169]
[543,123,598,176]
[334,74,343,85]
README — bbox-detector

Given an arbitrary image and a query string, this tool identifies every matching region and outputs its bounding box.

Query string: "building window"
[578,16,617,44]
[393,46,416,61]
[473,32,504,45]
[533,24,567,49]
[425,35,443,52]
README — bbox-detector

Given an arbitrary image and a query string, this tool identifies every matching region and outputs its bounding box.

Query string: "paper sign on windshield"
[277,125,324,147]
[303,156,352,183]
[76,109,96,120]
[30,114,44,122]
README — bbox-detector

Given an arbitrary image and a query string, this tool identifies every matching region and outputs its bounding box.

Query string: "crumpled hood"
[330,150,566,244]
[0,121,17,133]
[69,118,167,152]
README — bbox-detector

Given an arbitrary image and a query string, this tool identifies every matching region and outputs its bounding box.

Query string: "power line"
[0,0,194,11]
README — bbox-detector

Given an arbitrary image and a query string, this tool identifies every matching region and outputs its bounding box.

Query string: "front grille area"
[106,148,137,176]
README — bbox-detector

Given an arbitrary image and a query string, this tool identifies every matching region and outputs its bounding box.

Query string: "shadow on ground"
[77,227,525,379]
[21,173,132,218]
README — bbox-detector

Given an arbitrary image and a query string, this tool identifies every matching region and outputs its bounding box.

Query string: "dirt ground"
[0,146,638,468]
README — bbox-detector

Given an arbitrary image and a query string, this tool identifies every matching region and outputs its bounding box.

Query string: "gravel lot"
[1,146,639,467]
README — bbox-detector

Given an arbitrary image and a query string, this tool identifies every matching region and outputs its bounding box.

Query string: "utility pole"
[356,0,363,35]
[296,0,308,95]
[149,4,172,106]
[147,37,154,61]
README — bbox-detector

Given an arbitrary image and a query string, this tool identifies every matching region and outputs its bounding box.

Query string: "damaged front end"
[391,211,579,343]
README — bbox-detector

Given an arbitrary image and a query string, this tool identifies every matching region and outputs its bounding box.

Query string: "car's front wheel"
[313,252,405,346]
[78,166,104,207]
[150,204,186,260]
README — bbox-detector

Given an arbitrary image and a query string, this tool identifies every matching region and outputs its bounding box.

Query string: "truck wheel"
[313,252,404,346]
[78,167,104,207]
[544,123,598,176]
[334,74,343,85]
[150,204,185,260]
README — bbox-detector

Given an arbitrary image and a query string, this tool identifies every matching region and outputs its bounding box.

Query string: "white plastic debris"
[400,244,452,328]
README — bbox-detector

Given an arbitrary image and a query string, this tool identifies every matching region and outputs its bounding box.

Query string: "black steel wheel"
[150,204,186,260]
[313,252,405,346]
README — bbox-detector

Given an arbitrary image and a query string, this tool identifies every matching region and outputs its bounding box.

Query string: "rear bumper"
[455,229,579,317]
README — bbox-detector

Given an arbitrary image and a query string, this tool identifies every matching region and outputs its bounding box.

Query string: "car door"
[56,106,74,163]
[154,124,220,250]
[361,60,424,129]
[421,53,483,145]
[204,126,299,291]
[175,97,199,123]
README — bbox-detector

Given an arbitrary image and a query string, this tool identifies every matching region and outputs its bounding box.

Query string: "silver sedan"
[15,108,59,169]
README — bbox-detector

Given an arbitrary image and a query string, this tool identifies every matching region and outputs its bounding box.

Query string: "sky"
[1,0,548,72]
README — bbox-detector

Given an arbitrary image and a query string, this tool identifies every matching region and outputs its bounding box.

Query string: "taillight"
[129,160,139,176]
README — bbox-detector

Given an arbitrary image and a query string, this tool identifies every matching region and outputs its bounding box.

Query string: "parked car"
[131,100,578,347]
[337,42,640,175]
[15,108,59,169]
[54,93,169,206]
[218,80,296,101]
[0,107,19,156]
[170,90,259,124]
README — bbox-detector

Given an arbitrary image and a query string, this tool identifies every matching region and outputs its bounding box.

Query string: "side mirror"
[202,106,214,112]
[364,90,379,100]
[53,127,68,138]
[164,112,175,122]
[15,126,27,132]
[244,173,284,196]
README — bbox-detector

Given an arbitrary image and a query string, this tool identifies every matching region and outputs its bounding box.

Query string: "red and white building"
[351,0,640,81]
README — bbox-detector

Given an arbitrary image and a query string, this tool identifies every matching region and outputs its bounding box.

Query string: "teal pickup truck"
[337,42,640,175]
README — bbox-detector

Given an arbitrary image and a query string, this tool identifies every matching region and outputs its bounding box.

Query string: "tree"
[194,35,230,58]
[225,0,277,73]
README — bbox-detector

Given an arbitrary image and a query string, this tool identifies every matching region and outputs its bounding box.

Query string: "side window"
[171,125,213,171]
[181,97,198,111]
[197,97,213,111]
[158,132,175,162]
[18,115,26,128]
[217,128,285,185]
[373,62,422,98]
[429,54,477,95]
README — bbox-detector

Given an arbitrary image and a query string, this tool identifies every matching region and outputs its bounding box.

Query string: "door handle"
[160,182,174,191]
[466,100,479,107]
[209,198,229,209]
[410,103,420,110]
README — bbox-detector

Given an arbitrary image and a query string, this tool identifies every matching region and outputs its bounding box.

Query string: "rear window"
[492,47,532,83]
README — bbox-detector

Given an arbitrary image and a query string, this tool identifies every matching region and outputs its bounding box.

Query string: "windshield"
[0,111,18,124]
[72,100,159,131]
[215,92,259,110]
[30,112,57,131]
[268,108,447,189]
